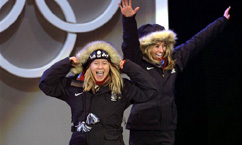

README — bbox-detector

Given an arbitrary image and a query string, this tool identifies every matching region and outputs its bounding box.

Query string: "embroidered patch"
[111,93,118,101]
[171,68,176,74]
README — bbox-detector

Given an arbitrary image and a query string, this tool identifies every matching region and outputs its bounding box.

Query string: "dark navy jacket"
[122,15,228,130]
[39,58,157,145]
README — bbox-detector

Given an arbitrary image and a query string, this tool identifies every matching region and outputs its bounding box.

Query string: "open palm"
[118,0,140,17]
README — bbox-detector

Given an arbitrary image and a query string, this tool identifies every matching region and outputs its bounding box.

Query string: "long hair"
[72,41,122,74]
[143,42,176,71]
[139,30,177,71]
[83,62,123,94]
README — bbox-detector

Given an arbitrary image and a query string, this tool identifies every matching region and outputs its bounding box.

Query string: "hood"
[139,30,177,54]
[72,40,122,74]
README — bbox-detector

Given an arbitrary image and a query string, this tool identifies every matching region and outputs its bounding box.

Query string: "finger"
[227,6,231,11]
[118,3,122,9]
[70,57,77,64]
[129,0,132,6]
[125,0,128,6]
[134,7,140,13]
[227,14,230,19]
[69,56,75,61]
[122,0,125,7]
[227,6,231,13]
[73,57,80,64]
[120,60,124,69]
[225,6,231,14]
[119,63,123,69]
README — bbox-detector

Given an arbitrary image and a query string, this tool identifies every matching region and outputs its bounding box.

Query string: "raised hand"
[118,0,140,17]
[119,60,126,69]
[223,6,231,20]
[69,56,80,66]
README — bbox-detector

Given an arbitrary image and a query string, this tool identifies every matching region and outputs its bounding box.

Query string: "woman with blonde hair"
[39,40,157,145]
[119,0,231,144]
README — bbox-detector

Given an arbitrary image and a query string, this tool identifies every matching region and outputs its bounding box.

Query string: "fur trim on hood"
[71,40,122,74]
[139,30,177,54]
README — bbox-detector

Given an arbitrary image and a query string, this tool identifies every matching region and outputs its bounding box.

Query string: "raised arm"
[174,6,231,69]
[119,0,143,64]
[39,57,76,100]
[121,59,158,104]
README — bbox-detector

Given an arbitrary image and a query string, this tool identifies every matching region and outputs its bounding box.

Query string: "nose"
[158,46,164,52]
[97,64,103,69]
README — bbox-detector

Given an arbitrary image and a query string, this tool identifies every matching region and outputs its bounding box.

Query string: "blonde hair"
[83,62,123,94]
[143,42,176,71]
[71,41,122,74]
[139,30,177,71]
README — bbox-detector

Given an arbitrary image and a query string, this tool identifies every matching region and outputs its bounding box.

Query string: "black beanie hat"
[71,41,122,74]
[138,24,165,38]
[83,49,111,70]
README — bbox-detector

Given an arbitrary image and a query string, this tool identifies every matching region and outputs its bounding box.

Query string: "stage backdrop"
[1,0,241,145]
[1,0,166,145]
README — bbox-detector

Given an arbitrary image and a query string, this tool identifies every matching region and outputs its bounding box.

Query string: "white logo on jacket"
[146,67,154,70]
[75,92,83,96]
[171,68,176,74]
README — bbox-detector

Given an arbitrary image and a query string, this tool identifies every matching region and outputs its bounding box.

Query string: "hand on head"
[118,0,140,17]
[69,57,80,66]
[119,60,126,69]
[224,6,231,20]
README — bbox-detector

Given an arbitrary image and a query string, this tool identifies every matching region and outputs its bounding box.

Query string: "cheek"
[90,66,95,71]
[151,48,156,55]
[105,66,110,73]
[90,65,96,73]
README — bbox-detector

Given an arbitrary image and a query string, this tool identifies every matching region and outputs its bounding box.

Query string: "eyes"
[155,45,159,48]
[93,62,108,65]
[92,60,109,66]
[154,43,167,49]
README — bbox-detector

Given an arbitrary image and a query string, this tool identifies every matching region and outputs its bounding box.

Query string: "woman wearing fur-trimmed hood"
[139,27,177,71]
[71,40,123,94]
[119,0,231,145]
[39,40,157,145]
[72,40,122,74]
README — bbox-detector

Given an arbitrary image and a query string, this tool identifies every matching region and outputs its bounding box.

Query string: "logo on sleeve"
[146,67,154,70]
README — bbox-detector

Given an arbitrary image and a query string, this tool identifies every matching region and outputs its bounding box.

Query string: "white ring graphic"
[0,0,77,78]
[35,0,121,33]
[0,0,9,9]
[0,0,26,32]
[1,0,166,78]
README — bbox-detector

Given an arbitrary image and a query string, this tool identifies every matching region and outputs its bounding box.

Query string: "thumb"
[134,7,140,14]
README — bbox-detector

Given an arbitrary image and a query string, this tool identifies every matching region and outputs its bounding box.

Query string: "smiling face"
[151,41,167,60]
[90,59,110,82]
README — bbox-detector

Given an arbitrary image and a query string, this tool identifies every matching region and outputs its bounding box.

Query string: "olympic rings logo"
[0,0,120,78]
[0,0,168,78]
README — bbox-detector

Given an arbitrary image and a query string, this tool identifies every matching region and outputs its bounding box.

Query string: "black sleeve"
[174,17,228,70]
[39,57,72,101]
[121,59,158,104]
[121,15,143,65]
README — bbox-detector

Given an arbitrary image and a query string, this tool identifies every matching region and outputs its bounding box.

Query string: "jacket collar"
[142,56,161,68]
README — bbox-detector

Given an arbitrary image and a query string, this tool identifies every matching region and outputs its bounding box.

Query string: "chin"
[95,78,103,81]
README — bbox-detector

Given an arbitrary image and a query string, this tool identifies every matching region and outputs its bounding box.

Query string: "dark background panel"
[169,0,242,145]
